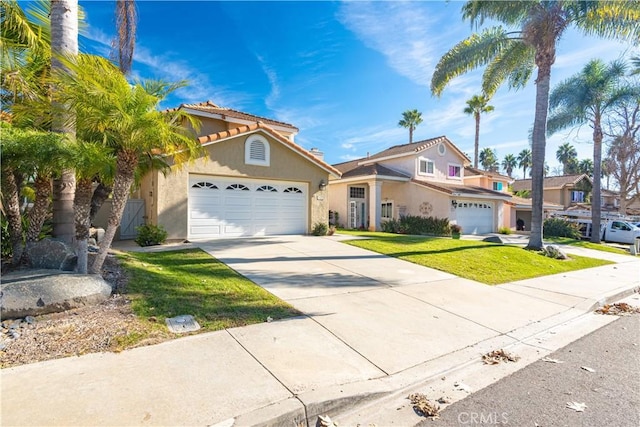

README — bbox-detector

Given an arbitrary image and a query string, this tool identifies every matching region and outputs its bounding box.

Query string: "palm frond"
[462,0,534,29]
[431,26,516,96]
[573,1,640,44]
[482,40,534,96]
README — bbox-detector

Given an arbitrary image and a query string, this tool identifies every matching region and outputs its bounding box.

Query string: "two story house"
[512,174,593,209]
[328,136,513,234]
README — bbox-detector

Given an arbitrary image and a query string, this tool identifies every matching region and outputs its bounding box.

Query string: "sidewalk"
[1,236,638,426]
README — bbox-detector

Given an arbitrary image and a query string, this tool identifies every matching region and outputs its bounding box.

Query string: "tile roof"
[411,179,511,198]
[512,174,590,191]
[340,163,411,179]
[197,123,341,177]
[362,135,470,163]
[464,166,512,181]
[175,101,299,131]
[509,195,563,209]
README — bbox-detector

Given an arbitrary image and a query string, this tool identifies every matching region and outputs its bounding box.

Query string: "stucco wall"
[373,143,467,183]
[149,131,328,239]
[328,182,349,228]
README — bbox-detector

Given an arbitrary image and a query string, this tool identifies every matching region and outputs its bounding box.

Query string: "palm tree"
[56,54,201,273]
[478,147,498,171]
[555,142,578,175]
[548,59,635,243]
[431,1,640,250]
[578,158,594,176]
[464,94,494,168]
[501,153,517,178]
[517,148,532,178]
[50,0,78,245]
[398,109,423,144]
[631,55,639,75]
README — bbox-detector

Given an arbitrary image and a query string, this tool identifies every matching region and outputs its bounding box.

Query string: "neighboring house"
[130,101,340,240]
[512,174,593,209]
[328,136,512,234]
[508,195,563,232]
[601,189,621,213]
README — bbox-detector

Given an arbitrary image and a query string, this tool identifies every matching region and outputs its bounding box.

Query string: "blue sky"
[70,1,638,176]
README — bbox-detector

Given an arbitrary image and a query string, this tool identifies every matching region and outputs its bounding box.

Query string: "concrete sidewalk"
[2,235,639,426]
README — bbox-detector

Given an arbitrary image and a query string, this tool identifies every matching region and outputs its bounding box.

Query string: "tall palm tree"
[517,148,532,178]
[50,0,78,245]
[501,153,517,178]
[548,59,635,243]
[398,109,423,144]
[555,142,578,175]
[578,158,594,177]
[464,94,494,168]
[56,54,201,274]
[431,1,640,250]
[479,147,498,171]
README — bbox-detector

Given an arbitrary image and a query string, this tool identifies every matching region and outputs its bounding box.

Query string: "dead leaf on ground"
[595,303,640,316]
[566,402,587,412]
[482,349,520,365]
[541,357,564,364]
[408,393,440,418]
[581,366,596,373]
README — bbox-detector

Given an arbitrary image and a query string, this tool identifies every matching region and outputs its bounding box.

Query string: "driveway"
[195,235,575,375]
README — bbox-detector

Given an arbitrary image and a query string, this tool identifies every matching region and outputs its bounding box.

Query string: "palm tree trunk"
[50,0,78,245]
[2,168,25,264]
[409,126,414,144]
[591,114,603,243]
[90,150,138,274]
[474,113,480,169]
[526,62,552,251]
[89,181,112,222]
[24,174,52,243]
[74,177,93,273]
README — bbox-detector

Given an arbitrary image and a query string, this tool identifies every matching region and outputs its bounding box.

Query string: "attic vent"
[245,134,270,166]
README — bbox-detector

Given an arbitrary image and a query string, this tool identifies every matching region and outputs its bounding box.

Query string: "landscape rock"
[483,235,504,244]
[542,244,569,260]
[24,239,77,271]
[0,269,112,319]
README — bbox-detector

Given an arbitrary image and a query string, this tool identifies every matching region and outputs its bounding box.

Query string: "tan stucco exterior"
[141,130,330,239]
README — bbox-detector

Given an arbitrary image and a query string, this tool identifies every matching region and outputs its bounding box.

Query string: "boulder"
[542,245,569,260]
[483,235,504,244]
[25,239,77,271]
[0,269,112,319]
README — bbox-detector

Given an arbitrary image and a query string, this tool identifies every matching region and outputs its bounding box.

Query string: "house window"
[418,158,434,175]
[349,187,365,199]
[448,164,462,179]
[257,185,277,192]
[245,134,270,166]
[493,182,503,191]
[381,202,393,220]
[191,182,218,189]
[226,184,250,191]
[571,190,584,203]
[283,187,303,194]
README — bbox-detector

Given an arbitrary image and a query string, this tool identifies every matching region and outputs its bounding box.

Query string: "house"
[512,174,593,209]
[132,101,340,240]
[328,136,512,234]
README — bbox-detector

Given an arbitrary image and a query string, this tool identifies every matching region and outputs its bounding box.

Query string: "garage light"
[319,179,327,191]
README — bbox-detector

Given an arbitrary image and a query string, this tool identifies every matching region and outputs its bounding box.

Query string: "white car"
[602,220,640,245]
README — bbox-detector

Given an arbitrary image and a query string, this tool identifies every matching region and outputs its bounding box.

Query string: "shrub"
[394,215,450,236]
[498,226,512,235]
[312,222,328,236]
[450,223,462,234]
[135,224,168,247]
[543,218,581,239]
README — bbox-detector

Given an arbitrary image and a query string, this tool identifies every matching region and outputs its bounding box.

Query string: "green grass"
[118,248,300,330]
[340,233,612,285]
[544,237,630,255]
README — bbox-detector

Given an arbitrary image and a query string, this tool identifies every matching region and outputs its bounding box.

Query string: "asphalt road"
[418,315,640,427]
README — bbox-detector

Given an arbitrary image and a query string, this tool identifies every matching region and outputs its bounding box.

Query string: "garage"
[188,175,307,239]
[454,200,494,234]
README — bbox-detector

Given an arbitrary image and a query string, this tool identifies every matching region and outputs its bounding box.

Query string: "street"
[420,314,640,427]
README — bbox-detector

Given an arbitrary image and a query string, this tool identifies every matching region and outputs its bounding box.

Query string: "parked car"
[602,220,640,245]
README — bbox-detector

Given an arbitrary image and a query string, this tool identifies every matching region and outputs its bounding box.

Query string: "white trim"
[381,200,394,220]
[447,163,462,180]
[245,134,270,167]
[330,175,410,184]
[451,192,512,201]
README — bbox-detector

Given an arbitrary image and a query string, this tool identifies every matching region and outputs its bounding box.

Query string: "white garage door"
[188,175,307,239]
[455,200,494,235]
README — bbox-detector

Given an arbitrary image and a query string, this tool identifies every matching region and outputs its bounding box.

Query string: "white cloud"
[338,1,441,88]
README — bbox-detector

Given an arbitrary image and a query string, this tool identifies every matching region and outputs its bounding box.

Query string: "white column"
[368,181,382,231]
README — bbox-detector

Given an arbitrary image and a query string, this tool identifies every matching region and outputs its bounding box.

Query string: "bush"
[382,215,450,236]
[135,224,168,247]
[543,218,581,239]
[450,223,462,234]
[498,226,512,235]
[312,222,328,236]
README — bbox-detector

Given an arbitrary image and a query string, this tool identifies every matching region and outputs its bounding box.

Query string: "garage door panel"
[188,175,308,239]
[455,200,494,235]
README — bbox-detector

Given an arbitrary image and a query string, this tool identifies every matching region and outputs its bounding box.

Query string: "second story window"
[418,158,434,175]
[493,182,503,191]
[571,190,584,203]
[448,164,461,179]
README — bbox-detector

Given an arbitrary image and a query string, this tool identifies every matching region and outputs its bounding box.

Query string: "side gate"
[119,199,146,239]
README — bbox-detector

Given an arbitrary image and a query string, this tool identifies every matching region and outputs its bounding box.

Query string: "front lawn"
[340,233,612,285]
[544,237,630,256]
[118,248,300,330]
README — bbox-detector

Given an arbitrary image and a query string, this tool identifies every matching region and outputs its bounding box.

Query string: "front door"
[348,185,367,229]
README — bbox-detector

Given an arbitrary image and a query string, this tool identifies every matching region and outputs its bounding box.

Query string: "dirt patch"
[1,254,172,369]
